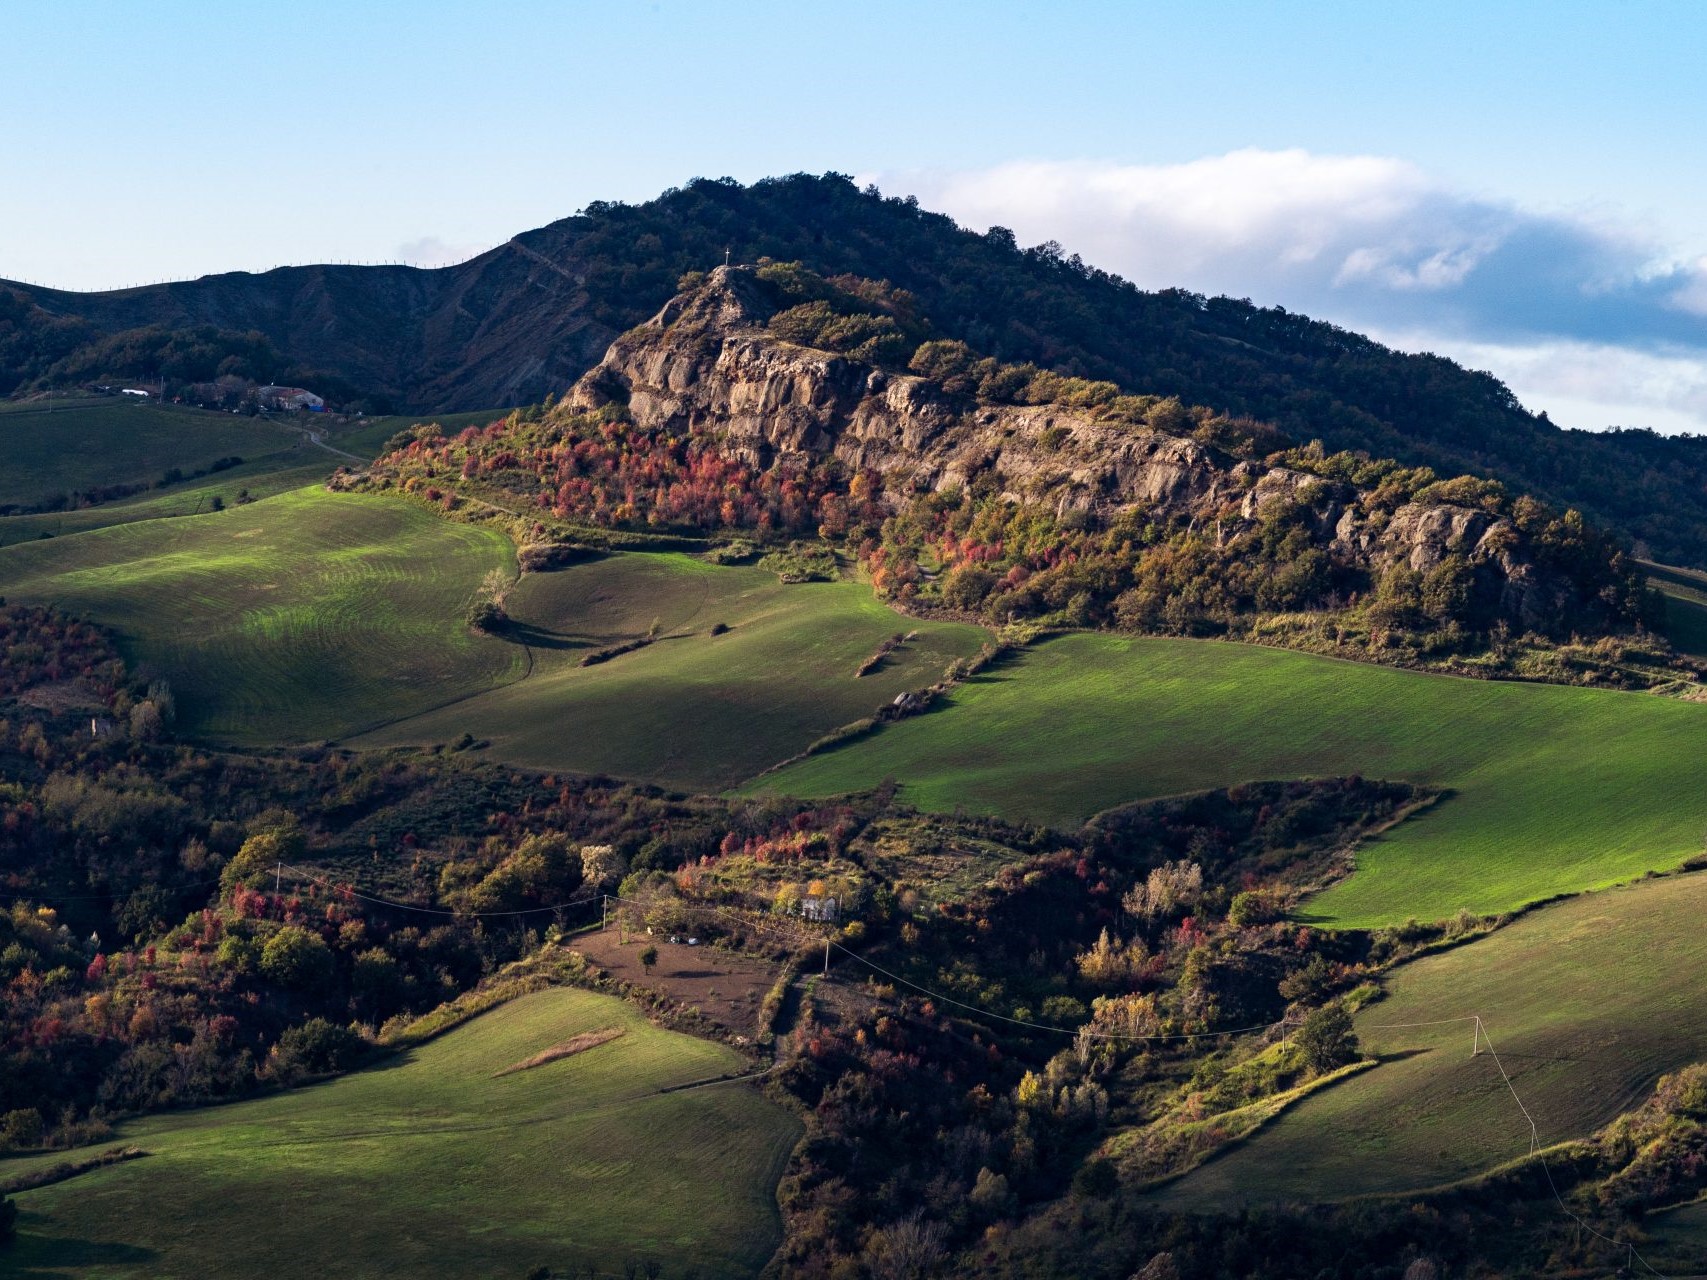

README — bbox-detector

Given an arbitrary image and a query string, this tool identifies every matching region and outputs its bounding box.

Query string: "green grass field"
[0,487,521,742]
[1648,1199,1707,1274]
[354,553,990,791]
[0,402,508,542]
[0,987,800,1279]
[1646,560,1707,657]
[0,459,338,543]
[751,634,1707,926]
[0,398,303,510]
[1149,869,1707,1206]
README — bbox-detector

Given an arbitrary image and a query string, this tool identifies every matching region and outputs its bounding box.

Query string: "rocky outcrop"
[569,267,1616,633]
[573,268,1258,524]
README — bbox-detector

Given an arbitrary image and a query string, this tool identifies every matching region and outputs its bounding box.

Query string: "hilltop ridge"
[347,264,1650,658]
[9,173,1707,564]
[573,265,1642,639]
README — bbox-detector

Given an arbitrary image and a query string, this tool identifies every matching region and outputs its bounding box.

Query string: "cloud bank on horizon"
[882,150,1707,436]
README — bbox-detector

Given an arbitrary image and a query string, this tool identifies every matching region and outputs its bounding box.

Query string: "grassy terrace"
[1,987,800,1279]
[354,552,990,791]
[1151,870,1707,1204]
[0,401,505,542]
[1646,559,1707,657]
[8,468,1705,930]
[0,398,300,511]
[0,486,521,742]
[751,633,1707,927]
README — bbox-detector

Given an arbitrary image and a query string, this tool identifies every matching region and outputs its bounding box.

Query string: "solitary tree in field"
[1294,1002,1359,1075]
[639,945,659,975]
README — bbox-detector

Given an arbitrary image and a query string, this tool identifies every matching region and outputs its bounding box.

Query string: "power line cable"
[1365,1012,1670,1277]
[607,887,1677,1272]
[827,937,1288,1043]
[599,889,1290,1044]
[1472,1016,1669,1278]
[279,863,602,920]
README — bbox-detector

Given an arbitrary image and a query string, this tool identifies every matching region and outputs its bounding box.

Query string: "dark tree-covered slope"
[6,173,1707,562]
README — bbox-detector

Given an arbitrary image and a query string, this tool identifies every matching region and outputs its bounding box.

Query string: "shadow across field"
[754,633,1707,926]
[354,552,990,791]
[1153,870,1707,1205]
[0,487,524,743]
[496,620,587,652]
[5,1221,159,1279]
[0,987,799,1280]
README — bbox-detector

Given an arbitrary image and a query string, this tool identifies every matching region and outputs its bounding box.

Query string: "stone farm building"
[257,385,325,411]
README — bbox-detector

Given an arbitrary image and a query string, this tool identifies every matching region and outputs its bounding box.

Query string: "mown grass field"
[0,487,521,742]
[1649,1199,1707,1273]
[1,987,800,1279]
[0,398,301,510]
[1646,559,1707,657]
[0,459,336,543]
[355,553,990,791]
[751,634,1707,926]
[0,402,507,542]
[1150,870,1707,1206]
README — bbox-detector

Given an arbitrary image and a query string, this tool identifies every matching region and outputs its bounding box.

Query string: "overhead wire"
[597,889,1294,1043]
[1471,1016,1668,1278]
[599,888,1678,1272]
[30,862,1673,1271]
[279,862,603,920]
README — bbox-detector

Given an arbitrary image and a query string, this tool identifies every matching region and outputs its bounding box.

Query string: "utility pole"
[823,937,830,977]
[274,862,283,901]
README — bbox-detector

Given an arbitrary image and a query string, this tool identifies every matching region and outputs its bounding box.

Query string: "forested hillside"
[7,174,1707,563]
[343,265,1660,688]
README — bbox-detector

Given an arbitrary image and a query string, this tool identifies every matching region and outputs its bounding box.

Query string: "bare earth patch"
[571,928,786,1039]
[16,679,106,714]
[492,1026,624,1077]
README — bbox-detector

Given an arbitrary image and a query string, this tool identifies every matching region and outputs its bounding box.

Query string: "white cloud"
[876,151,1707,432]
[1334,241,1491,291]
[1667,255,1707,317]
[896,151,1442,294]
[395,236,486,268]
[1379,333,1707,436]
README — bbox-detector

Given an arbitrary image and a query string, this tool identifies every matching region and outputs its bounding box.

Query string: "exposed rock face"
[570,268,1606,632]
[574,270,1254,520]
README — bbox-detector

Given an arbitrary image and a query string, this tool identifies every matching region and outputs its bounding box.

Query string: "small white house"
[800,895,840,924]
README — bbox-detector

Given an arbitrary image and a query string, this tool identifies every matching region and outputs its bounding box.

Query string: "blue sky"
[5,0,1706,431]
